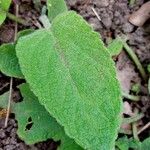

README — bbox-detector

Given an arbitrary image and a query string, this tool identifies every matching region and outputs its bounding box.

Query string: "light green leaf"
[107,38,123,56]
[141,137,150,150]
[47,0,67,22]
[16,11,122,150]
[0,0,11,25]
[0,43,23,78]
[15,84,82,149]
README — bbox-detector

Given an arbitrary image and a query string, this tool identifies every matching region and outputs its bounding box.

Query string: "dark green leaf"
[141,137,150,150]
[0,43,23,78]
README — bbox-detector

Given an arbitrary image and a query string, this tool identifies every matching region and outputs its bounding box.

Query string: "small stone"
[122,22,134,33]
[0,130,6,139]
[94,0,109,7]
[102,16,112,29]
[4,144,16,150]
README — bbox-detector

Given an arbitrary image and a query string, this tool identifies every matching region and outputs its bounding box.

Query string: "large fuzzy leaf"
[0,43,23,78]
[16,11,122,150]
[47,0,67,22]
[0,0,11,25]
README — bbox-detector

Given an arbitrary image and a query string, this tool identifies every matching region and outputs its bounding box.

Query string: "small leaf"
[0,43,23,78]
[116,136,129,150]
[107,38,123,56]
[141,137,150,150]
[0,0,11,25]
[116,136,141,150]
[16,11,122,149]
[0,29,34,78]
[0,91,9,109]
[47,0,67,22]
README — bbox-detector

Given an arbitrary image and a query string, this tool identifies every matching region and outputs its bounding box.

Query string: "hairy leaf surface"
[0,43,23,78]
[16,11,122,150]
[0,0,11,25]
[47,0,67,21]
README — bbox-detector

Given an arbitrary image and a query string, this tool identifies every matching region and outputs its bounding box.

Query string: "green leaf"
[0,43,23,78]
[116,136,141,150]
[141,137,150,150]
[116,136,129,150]
[0,29,34,78]
[0,0,11,25]
[16,11,122,150]
[0,91,9,109]
[15,84,82,149]
[47,0,67,22]
[17,29,34,39]
[107,38,123,56]
[129,139,141,149]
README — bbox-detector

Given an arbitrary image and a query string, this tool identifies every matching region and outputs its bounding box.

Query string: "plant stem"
[4,4,19,128]
[4,77,13,127]
[121,40,147,81]
[122,113,144,124]
[122,92,140,101]
[6,12,27,25]
[132,122,139,141]
[39,15,51,29]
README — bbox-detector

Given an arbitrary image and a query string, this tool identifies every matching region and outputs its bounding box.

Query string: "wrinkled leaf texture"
[16,11,122,150]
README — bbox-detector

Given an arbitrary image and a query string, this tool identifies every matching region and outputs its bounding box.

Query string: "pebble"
[122,22,134,33]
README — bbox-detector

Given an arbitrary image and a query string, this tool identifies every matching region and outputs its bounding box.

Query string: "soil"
[0,0,150,149]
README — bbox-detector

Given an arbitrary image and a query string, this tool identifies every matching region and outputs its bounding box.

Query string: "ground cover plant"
[0,0,150,150]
